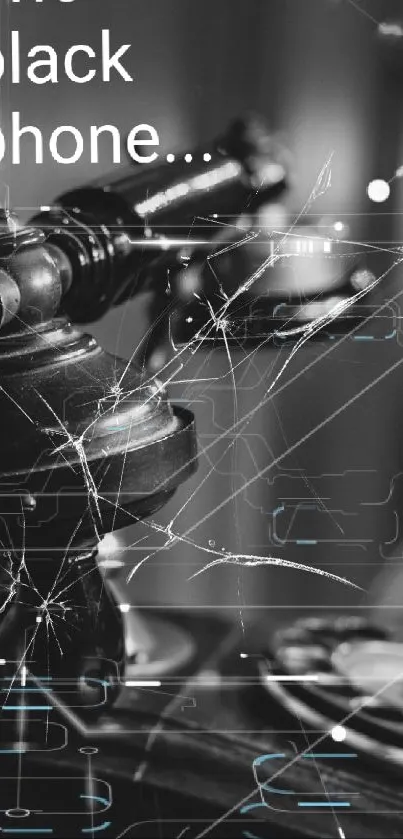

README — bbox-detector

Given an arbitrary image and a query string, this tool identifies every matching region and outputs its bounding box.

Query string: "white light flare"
[331,725,347,742]
[97,533,125,570]
[265,674,319,683]
[367,179,390,203]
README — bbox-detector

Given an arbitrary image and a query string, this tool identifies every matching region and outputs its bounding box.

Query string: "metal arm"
[29,115,287,323]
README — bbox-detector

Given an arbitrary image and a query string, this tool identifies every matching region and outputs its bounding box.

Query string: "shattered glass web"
[2,1,403,836]
[0,155,400,807]
[1,149,403,839]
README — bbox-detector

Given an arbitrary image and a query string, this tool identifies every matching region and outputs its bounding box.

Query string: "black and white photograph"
[0,1,402,836]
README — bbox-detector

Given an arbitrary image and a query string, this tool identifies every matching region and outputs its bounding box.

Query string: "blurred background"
[4,0,403,640]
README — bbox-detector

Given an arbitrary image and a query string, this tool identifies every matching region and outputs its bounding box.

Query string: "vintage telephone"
[0,115,288,693]
[0,117,400,838]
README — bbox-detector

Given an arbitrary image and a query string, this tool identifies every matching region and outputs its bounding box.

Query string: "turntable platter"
[258,616,403,769]
[332,640,403,710]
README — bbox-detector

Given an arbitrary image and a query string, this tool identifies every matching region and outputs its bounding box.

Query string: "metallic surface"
[30,117,288,322]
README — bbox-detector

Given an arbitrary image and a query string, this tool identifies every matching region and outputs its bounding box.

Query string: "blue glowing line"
[296,540,317,545]
[80,795,110,808]
[3,830,53,834]
[353,335,374,341]
[2,706,52,711]
[82,822,111,834]
[253,754,286,767]
[240,803,269,814]
[298,802,351,808]
[105,425,129,432]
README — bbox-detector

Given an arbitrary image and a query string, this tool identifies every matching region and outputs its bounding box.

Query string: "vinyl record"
[259,616,403,768]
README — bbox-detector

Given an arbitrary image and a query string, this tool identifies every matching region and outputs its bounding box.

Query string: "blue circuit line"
[353,335,374,340]
[253,754,286,766]
[240,803,268,815]
[298,802,351,808]
[3,830,53,834]
[2,706,52,711]
[296,540,317,545]
[80,795,110,808]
